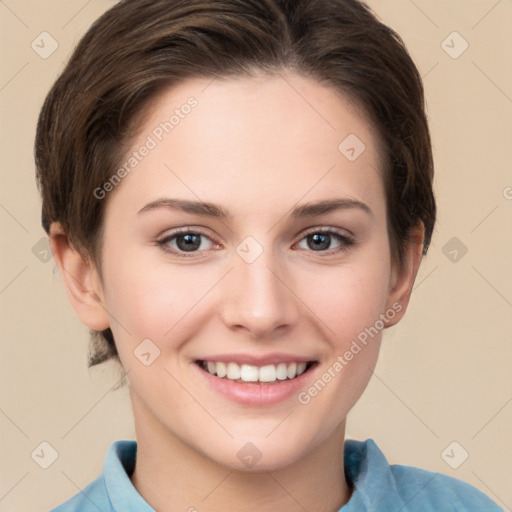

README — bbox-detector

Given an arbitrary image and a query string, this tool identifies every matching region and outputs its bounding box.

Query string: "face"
[92,71,409,470]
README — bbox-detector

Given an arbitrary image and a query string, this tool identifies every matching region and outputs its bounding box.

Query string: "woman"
[35,0,502,510]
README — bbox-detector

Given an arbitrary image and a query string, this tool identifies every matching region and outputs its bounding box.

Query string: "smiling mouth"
[195,360,318,384]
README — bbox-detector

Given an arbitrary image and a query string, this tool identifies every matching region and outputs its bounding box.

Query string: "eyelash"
[156,227,357,258]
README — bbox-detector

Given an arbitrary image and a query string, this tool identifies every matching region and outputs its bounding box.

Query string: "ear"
[49,223,110,331]
[384,223,425,327]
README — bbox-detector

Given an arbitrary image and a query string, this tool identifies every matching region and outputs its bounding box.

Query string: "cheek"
[293,263,389,433]
[296,256,391,346]
[101,253,221,351]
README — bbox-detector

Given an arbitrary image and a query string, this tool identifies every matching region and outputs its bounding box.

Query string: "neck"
[129,394,352,512]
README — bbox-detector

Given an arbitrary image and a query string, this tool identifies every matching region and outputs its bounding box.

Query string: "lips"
[194,358,319,406]
[192,352,319,405]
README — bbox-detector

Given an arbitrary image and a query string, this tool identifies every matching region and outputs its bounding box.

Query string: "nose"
[219,249,300,340]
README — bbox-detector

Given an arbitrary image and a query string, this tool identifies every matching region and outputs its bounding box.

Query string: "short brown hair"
[35,0,436,369]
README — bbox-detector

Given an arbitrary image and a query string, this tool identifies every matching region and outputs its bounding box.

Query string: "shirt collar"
[342,438,405,510]
[103,440,155,511]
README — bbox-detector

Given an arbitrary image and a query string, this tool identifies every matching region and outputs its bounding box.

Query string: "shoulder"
[390,464,504,511]
[48,475,108,512]
[344,439,503,511]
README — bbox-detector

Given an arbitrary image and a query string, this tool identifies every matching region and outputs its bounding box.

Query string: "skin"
[50,70,424,512]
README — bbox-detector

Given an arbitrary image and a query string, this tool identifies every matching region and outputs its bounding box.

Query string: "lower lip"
[194,362,317,406]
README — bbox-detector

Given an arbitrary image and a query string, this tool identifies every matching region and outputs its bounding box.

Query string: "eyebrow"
[137,197,373,219]
[288,198,373,219]
[137,198,232,218]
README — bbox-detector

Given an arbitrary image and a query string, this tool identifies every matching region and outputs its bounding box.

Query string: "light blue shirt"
[49,438,503,511]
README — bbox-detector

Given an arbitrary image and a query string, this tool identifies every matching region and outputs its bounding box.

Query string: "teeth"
[259,365,276,382]
[287,362,297,379]
[226,362,241,380]
[240,364,259,382]
[201,360,312,383]
[276,363,288,380]
[216,362,227,378]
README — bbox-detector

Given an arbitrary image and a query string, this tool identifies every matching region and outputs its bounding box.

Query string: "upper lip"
[196,353,318,366]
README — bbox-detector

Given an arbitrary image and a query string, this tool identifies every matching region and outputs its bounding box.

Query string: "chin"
[199,431,316,473]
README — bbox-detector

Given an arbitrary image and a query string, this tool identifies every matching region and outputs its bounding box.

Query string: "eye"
[157,228,217,257]
[296,229,356,255]
[156,227,356,258]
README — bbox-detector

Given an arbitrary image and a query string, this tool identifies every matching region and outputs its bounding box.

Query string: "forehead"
[140,70,381,157]
[108,71,386,220]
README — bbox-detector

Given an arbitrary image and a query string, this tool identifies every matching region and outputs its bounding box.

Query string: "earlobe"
[49,223,110,331]
[384,223,425,327]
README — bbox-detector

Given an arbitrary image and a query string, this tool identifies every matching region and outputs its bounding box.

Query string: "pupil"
[177,234,200,251]
[309,233,330,251]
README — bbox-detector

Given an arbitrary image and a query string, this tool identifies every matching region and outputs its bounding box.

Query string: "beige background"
[0,1,511,511]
